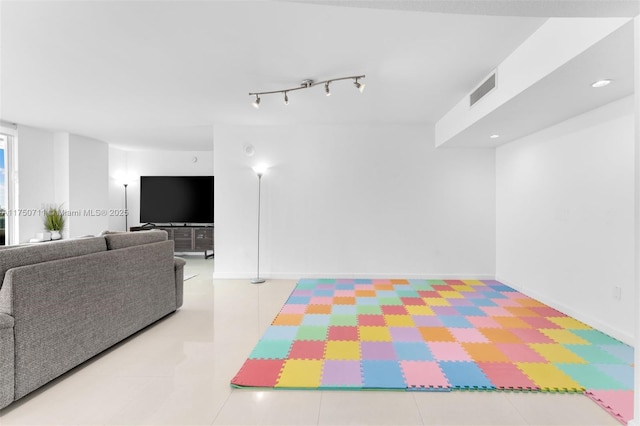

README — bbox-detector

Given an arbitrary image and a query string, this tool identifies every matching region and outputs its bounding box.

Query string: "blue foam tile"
[455,306,486,317]
[332,305,358,315]
[287,296,311,304]
[599,344,634,365]
[397,289,421,298]
[469,298,498,307]
[393,342,434,361]
[481,291,507,299]
[336,283,356,290]
[261,326,299,341]
[593,364,634,390]
[355,279,372,284]
[439,316,474,328]
[313,289,335,297]
[301,314,331,326]
[362,360,406,389]
[297,279,320,287]
[356,297,379,305]
[438,361,494,390]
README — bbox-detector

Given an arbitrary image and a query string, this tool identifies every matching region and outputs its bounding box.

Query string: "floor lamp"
[123,183,129,231]
[251,165,268,284]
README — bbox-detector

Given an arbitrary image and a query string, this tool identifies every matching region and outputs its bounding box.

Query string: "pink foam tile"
[503,291,528,299]
[373,279,392,284]
[530,306,566,317]
[466,316,502,329]
[427,342,472,361]
[309,296,334,305]
[521,316,562,329]
[279,304,308,314]
[495,343,546,362]
[355,284,375,291]
[509,329,555,344]
[585,390,633,425]
[401,360,451,389]
[493,298,522,307]
[449,328,489,343]
[477,362,538,390]
[480,306,514,317]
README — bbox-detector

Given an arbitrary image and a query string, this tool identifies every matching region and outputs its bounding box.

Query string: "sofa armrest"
[174,257,186,309]
[0,313,14,409]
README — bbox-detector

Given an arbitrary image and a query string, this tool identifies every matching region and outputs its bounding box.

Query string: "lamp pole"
[124,183,128,231]
[251,168,266,284]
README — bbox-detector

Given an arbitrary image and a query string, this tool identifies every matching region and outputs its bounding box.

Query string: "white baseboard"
[496,275,634,346]
[627,420,638,426]
[213,272,495,280]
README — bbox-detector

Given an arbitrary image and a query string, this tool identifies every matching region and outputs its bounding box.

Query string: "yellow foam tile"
[462,280,484,286]
[451,285,474,292]
[423,297,451,307]
[406,305,435,316]
[547,317,593,330]
[516,362,584,391]
[528,344,587,364]
[359,326,392,341]
[384,314,415,327]
[275,359,323,388]
[437,291,463,299]
[325,341,361,360]
[540,329,589,345]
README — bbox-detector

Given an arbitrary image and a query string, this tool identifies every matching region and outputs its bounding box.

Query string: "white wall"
[16,125,56,242]
[121,150,214,228]
[496,96,635,344]
[213,124,496,279]
[15,126,110,241]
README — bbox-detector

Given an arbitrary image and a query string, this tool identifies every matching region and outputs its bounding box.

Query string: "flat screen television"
[140,176,214,225]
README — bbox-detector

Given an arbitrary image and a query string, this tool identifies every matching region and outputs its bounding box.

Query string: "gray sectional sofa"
[0,230,186,409]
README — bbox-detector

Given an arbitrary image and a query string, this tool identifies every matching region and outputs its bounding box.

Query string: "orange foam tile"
[333,297,356,305]
[272,313,304,326]
[462,343,511,362]
[505,307,540,317]
[479,328,523,344]
[493,316,532,329]
[306,304,332,314]
[418,327,456,342]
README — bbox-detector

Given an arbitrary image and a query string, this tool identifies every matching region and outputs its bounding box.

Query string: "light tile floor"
[0,257,622,425]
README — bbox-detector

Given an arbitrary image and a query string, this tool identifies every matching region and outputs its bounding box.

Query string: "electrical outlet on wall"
[613,286,622,300]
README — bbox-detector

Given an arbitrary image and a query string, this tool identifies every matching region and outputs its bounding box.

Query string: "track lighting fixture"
[252,95,261,109]
[249,74,365,107]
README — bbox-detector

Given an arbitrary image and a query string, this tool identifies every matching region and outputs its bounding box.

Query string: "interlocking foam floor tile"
[479,328,523,344]
[599,344,634,364]
[585,390,633,425]
[495,343,546,362]
[321,360,363,388]
[306,304,332,314]
[262,326,298,340]
[296,325,328,340]
[477,362,538,390]
[516,362,584,392]
[249,340,292,359]
[361,341,397,360]
[540,329,590,345]
[563,344,625,364]
[509,328,555,344]
[493,316,532,329]
[419,327,456,342]
[302,314,331,326]
[384,314,415,327]
[449,328,489,343]
[574,330,625,345]
[405,305,435,316]
[438,361,494,390]
[439,315,474,328]
[428,342,472,361]
[401,360,450,390]
[362,360,406,389]
[393,342,434,361]
[276,359,323,388]
[330,314,357,326]
[231,359,285,387]
[462,343,511,363]
[466,316,502,329]
[529,344,587,364]
[325,341,361,360]
[289,340,326,359]
[327,326,359,341]
[389,327,424,342]
[592,364,634,390]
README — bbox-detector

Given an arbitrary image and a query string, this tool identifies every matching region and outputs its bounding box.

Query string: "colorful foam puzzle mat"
[231,279,634,424]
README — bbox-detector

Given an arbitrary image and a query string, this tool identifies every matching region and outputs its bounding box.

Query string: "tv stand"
[130,225,214,259]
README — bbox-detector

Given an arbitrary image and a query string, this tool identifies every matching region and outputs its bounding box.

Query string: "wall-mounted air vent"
[469,72,496,107]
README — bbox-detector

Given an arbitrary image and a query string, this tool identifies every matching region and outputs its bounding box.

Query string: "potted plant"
[44,205,65,240]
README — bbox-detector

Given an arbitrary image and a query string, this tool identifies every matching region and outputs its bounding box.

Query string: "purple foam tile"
[390,327,424,342]
[413,316,444,327]
[316,284,336,290]
[290,289,314,297]
[462,291,485,299]
[321,360,362,387]
[361,341,397,360]
[337,279,356,284]
[432,306,459,316]
[448,299,474,307]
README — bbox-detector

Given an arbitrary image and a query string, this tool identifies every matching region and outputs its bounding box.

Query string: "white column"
[631,15,640,426]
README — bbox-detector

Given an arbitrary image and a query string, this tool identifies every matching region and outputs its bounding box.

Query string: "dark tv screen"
[140,176,214,224]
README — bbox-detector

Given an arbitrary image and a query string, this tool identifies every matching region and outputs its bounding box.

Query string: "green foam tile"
[378,297,403,306]
[329,314,358,326]
[295,325,328,340]
[357,305,382,315]
[571,330,623,345]
[563,344,627,365]
[555,363,626,390]
[249,340,292,359]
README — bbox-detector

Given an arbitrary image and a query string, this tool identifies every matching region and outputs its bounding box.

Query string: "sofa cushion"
[104,230,168,250]
[0,237,107,290]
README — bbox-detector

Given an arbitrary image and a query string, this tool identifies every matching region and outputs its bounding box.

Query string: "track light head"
[284,92,289,105]
[354,78,365,93]
[325,82,331,96]
[252,95,261,109]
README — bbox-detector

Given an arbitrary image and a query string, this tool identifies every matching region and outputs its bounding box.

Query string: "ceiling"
[0,1,637,151]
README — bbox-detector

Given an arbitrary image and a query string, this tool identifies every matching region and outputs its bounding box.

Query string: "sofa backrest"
[0,237,107,290]
[103,230,168,250]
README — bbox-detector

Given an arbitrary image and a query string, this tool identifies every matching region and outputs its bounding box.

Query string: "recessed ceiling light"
[591,79,611,88]
[490,134,500,139]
